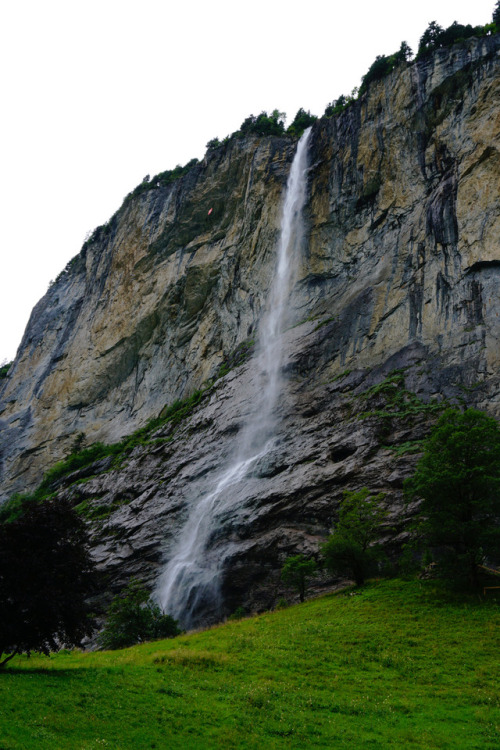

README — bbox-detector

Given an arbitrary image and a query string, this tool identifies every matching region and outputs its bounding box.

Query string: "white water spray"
[156,128,312,627]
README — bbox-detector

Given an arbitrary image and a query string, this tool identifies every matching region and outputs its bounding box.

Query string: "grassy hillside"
[0,579,498,749]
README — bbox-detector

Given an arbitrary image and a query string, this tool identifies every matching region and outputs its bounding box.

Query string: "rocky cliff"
[1,34,499,624]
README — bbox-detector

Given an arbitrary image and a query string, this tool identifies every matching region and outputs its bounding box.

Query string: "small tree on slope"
[322,488,388,586]
[281,555,318,603]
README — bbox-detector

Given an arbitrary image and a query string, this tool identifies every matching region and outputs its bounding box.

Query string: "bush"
[0,361,12,379]
[99,580,181,650]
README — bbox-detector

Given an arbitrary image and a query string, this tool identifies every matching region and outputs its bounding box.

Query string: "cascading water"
[156,127,312,628]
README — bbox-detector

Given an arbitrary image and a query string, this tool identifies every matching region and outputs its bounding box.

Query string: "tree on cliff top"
[405,408,500,589]
[0,497,98,667]
[286,108,317,138]
[238,110,286,137]
[494,1,500,26]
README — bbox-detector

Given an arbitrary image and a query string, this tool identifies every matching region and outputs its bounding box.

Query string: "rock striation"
[1,34,499,622]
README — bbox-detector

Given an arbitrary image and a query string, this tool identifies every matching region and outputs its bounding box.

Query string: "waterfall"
[156,127,312,628]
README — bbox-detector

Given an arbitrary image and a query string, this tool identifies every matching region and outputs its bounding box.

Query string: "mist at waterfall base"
[156,128,312,629]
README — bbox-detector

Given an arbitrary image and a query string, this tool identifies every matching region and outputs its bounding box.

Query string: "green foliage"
[38,442,124,495]
[322,488,388,585]
[384,440,423,457]
[157,388,204,424]
[280,554,318,602]
[417,20,487,58]
[206,136,222,151]
[239,109,286,137]
[0,360,12,378]
[324,89,359,117]
[358,41,412,97]
[405,408,500,589]
[228,606,246,621]
[67,431,87,456]
[0,496,98,667]
[286,108,317,138]
[207,110,288,152]
[1,579,498,748]
[213,338,255,380]
[358,369,445,421]
[99,580,180,650]
[1,389,209,522]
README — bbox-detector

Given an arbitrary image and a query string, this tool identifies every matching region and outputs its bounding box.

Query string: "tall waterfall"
[156,128,312,627]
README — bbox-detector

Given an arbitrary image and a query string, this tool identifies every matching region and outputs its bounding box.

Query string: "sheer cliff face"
[0,136,297,495]
[0,36,499,616]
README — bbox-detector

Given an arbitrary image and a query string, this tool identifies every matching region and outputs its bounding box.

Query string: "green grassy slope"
[0,579,498,749]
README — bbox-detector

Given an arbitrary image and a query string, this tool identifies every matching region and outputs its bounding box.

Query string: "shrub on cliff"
[322,488,388,586]
[0,361,12,378]
[324,89,359,118]
[0,496,98,667]
[99,579,181,650]
[405,408,500,589]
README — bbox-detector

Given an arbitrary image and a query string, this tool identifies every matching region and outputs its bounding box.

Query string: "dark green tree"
[0,497,98,667]
[281,555,318,602]
[395,41,413,63]
[494,1,500,26]
[286,109,317,138]
[405,408,500,589]
[418,21,445,55]
[99,579,181,650]
[322,488,388,586]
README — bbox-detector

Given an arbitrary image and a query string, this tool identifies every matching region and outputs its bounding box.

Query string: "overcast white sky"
[0,0,496,363]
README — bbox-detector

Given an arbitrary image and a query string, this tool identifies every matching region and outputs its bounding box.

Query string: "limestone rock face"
[0,35,499,622]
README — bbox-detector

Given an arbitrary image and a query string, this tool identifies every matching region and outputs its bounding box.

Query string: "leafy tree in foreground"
[494,1,500,26]
[99,579,181,650]
[281,555,318,602]
[0,497,98,667]
[405,408,500,589]
[322,488,388,586]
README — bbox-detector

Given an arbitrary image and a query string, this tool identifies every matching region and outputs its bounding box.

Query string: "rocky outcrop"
[1,34,499,622]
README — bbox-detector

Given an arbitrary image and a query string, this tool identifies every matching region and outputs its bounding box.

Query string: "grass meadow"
[0,579,498,749]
